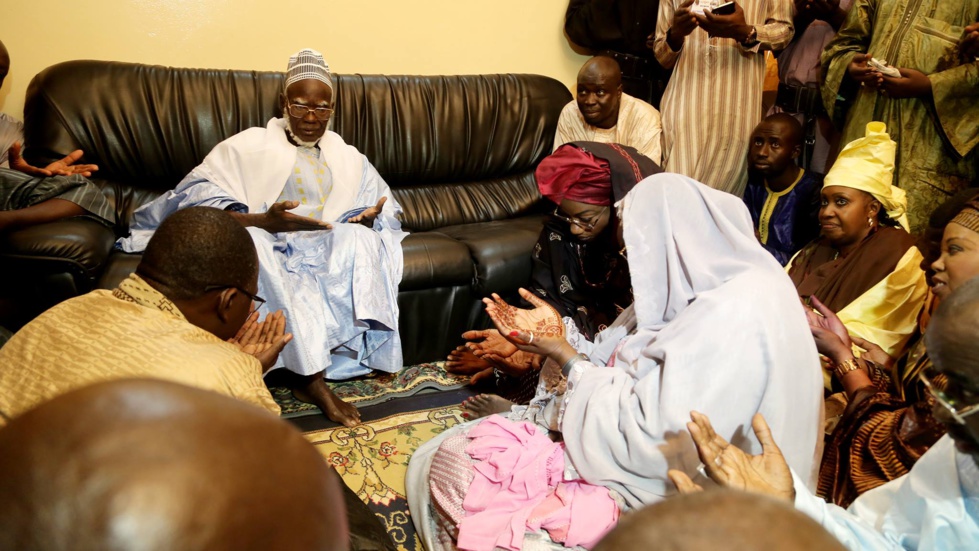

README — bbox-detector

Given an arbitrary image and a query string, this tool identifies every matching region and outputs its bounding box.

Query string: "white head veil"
[561,174,822,508]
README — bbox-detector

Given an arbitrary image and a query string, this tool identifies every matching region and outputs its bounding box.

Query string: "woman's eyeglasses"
[203,285,267,308]
[919,370,979,425]
[552,206,608,232]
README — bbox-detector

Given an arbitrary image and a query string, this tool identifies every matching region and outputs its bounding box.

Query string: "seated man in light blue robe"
[669,276,979,550]
[118,49,406,427]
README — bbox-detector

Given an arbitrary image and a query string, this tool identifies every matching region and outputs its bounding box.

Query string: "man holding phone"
[653,0,794,196]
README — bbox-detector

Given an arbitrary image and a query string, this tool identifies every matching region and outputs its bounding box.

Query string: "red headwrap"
[535,145,612,206]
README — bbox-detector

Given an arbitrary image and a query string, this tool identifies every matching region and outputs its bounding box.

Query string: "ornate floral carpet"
[271,361,470,418]
[304,403,467,551]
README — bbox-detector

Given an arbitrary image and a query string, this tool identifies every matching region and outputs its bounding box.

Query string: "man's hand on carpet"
[262,201,332,233]
[348,196,387,227]
[229,309,293,372]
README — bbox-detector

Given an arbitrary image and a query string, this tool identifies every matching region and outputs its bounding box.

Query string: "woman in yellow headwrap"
[788,122,928,361]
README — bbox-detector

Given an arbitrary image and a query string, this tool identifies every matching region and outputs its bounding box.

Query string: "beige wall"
[0,0,589,120]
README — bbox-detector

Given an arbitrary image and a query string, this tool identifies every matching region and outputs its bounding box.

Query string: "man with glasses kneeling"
[0,207,286,425]
[119,49,407,427]
[669,275,979,550]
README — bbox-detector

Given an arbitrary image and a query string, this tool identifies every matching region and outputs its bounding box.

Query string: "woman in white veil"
[407,173,822,550]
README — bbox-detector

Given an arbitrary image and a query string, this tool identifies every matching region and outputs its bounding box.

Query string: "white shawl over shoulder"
[560,174,823,508]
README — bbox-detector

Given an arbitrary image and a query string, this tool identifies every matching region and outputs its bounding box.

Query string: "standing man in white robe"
[119,49,406,427]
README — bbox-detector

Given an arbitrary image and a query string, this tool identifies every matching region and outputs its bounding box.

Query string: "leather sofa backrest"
[23,61,571,232]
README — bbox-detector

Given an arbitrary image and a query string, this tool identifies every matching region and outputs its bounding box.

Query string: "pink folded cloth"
[456,416,618,551]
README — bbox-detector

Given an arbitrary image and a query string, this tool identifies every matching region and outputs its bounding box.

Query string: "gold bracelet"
[833,358,861,380]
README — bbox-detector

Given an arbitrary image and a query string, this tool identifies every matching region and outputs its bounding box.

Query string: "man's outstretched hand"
[8,142,99,177]
[229,310,293,372]
[348,196,387,227]
[668,411,795,502]
[261,201,332,233]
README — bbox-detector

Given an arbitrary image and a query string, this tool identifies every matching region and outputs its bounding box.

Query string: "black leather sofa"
[1,60,571,364]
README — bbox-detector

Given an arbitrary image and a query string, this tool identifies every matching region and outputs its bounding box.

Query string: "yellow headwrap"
[824,121,909,231]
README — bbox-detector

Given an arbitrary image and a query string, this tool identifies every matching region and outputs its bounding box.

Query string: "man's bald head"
[763,113,804,149]
[594,490,845,551]
[0,379,349,551]
[136,207,259,340]
[747,113,804,181]
[578,56,622,85]
[137,207,257,301]
[927,275,979,383]
[926,276,979,466]
[576,56,623,129]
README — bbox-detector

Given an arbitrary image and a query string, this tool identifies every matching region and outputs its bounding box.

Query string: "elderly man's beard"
[284,117,321,148]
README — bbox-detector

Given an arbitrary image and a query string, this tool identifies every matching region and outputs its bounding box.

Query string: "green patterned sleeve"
[929,61,979,157]
[820,0,875,118]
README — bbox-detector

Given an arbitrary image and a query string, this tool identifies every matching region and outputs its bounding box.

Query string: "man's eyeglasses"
[919,369,979,425]
[203,285,266,308]
[287,103,334,121]
[552,206,608,232]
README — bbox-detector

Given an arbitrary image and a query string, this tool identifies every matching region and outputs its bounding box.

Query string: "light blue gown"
[118,145,405,380]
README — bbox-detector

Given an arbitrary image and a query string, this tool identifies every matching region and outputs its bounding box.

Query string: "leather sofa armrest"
[0,218,117,285]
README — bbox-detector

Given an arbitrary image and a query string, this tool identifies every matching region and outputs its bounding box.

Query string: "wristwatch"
[741,26,759,47]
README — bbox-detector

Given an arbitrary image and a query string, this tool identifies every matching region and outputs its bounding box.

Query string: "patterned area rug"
[272,361,470,418]
[304,404,466,551]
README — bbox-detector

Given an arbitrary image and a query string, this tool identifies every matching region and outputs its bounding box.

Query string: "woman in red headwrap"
[532,142,658,339]
[447,141,660,404]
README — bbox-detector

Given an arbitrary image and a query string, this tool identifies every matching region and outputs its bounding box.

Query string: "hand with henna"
[483,288,578,366]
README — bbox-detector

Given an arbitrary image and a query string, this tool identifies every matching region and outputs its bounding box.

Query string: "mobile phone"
[868,57,902,78]
[712,2,736,15]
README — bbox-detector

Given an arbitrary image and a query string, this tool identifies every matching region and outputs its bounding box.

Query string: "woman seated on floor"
[406,174,822,551]
[811,190,979,508]
[446,141,659,399]
[788,122,927,362]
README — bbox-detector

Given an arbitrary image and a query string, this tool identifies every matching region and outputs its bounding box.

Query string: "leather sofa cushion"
[437,215,546,294]
[400,232,474,291]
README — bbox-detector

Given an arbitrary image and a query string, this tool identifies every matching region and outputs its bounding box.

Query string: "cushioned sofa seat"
[8,60,571,364]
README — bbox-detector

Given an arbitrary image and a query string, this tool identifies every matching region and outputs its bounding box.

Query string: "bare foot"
[446,345,492,375]
[293,375,361,427]
[461,393,514,420]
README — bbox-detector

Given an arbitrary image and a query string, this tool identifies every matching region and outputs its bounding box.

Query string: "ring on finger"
[527,332,535,344]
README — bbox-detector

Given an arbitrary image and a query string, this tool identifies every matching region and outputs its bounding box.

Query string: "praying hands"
[228,309,293,372]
